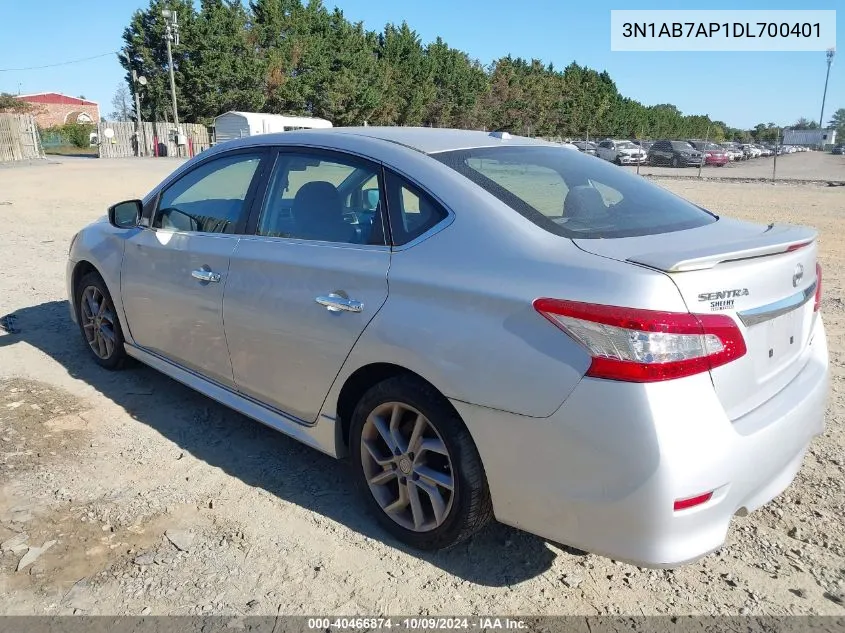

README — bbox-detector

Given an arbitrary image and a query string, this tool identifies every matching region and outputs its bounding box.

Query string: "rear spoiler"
[627,225,818,272]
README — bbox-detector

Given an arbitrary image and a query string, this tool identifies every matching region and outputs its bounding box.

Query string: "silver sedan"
[67,127,829,567]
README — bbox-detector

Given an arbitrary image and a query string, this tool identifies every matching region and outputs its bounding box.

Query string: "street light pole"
[131,70,148,156]
[819,48,835,129]
[121,49,147,157]
[162,9,181,157]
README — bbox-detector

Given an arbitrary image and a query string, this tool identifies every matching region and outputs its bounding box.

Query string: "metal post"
[132,70,144,157]
[772,128,780,182]
[819,49,835,129]
[636,126,643,176]
[163,9,181,157]
[698,124,710,179]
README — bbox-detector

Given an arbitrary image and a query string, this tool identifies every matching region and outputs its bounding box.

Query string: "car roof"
[211,126,558,155]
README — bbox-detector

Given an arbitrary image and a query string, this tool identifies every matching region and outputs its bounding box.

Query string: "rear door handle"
[315,293,363,313]
[191,269,221,283]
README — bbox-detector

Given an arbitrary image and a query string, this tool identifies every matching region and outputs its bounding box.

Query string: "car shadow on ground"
[0,300,575,587]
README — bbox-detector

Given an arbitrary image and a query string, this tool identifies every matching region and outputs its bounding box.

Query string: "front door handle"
[191,269,221,283]
[315,293,363,313]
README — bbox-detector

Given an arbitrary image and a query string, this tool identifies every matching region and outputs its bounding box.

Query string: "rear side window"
[384,172,448,245]
[433,146,716,239]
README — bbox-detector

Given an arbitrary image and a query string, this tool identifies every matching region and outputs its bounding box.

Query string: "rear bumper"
[453,318,828,568]
[706,156,729,166]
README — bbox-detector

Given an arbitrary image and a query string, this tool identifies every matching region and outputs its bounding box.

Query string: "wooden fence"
[97,121,212,159]
[0,114,43,162]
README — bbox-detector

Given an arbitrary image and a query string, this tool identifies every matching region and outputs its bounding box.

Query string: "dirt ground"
[0,157,843,617]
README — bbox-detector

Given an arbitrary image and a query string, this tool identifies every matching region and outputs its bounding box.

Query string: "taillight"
[533,299,747,383]
[814,263,822,312]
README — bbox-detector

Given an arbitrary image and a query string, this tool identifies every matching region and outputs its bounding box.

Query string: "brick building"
[14,93,100,128]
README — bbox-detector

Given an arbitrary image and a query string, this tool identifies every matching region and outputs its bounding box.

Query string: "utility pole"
[162,8,181,157]
[819,48,835,129]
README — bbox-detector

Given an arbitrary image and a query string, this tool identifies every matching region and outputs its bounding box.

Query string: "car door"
[121,149,268,387]
[656,141,671,164]
[223,148,391,422]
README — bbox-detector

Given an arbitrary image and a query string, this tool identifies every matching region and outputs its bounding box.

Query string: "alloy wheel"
[360,402,455,532]
[80,285,117,360]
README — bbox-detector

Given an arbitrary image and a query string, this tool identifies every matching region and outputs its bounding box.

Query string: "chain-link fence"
[537,133,844,184]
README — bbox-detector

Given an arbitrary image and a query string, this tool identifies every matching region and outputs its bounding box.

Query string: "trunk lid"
[574,218,820,420]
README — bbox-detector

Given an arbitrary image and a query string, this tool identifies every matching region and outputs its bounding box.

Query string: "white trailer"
[782,128,837,149]
[213,111,333,144]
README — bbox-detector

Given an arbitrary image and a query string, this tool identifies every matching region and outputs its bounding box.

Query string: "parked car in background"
[719,143,745,161]
[67,127,828,568]
[832,144,844,155]
[740,144,762,159]
[648,140,704,167]
[596,139,648,165]
[572,140,598,156]
[754,145,772,157]
[687,141,729,167]
[631,140,654,152]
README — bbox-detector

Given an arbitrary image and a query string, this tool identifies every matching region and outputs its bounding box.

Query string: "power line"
[0,51,120,73]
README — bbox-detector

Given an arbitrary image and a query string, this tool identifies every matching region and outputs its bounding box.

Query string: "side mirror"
[108,200,142,229]
[363,188,380,210]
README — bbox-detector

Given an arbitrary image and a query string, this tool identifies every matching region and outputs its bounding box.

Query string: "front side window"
[433,146,717,239]
[257,152,386,245]
[154,153,262,233]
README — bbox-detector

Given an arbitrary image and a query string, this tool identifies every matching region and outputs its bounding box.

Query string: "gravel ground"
[0,157,843,617]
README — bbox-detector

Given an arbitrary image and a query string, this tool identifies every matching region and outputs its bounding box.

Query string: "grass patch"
[45,146,99,156]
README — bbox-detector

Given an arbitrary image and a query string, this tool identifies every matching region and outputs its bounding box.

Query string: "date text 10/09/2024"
[307,618,528,630]
[621,22,821,39]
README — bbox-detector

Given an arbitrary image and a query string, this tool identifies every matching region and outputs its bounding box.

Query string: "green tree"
[116,0,744,140]
[424,37,487,128]
[120,0,197,121]
[180,0,265,120]
[828,108,845,137]
[793,117,819,130]
[0,93,33,114]
[373,22,435,126]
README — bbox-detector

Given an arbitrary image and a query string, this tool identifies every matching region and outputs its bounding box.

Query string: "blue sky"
[0,0,841,129]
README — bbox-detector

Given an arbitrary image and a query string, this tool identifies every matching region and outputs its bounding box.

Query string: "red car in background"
[688,140,729,167]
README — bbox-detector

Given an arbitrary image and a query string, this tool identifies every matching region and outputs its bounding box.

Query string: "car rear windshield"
[433,145,717,239]
[671,141,695,151]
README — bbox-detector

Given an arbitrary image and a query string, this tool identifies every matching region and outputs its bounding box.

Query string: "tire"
[350,375,493,550]
[615,156,623,166]
[671,156,680,168]
[75,271,127,369]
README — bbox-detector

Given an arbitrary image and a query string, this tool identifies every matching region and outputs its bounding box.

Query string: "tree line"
[114,0,841,143]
